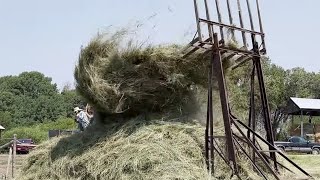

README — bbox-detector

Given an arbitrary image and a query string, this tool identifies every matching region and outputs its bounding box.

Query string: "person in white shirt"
[74,107,90,131]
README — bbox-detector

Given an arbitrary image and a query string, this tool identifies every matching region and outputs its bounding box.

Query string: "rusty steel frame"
[186,0,312,179]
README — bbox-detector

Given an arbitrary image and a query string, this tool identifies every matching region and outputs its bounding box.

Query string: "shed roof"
[287,97,320,116]
[0,125,5,130]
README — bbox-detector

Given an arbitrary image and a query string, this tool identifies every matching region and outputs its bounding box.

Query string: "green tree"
[61,89,85,118]
[15,71,58,98]
[0,91,16,112]
[0,111,13,129]
[285,68,313,98]
[0,72,66,126]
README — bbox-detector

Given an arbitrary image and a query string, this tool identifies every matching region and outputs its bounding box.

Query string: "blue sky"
[0,0,319,89]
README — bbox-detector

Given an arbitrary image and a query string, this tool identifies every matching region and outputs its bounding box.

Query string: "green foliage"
[0,111,13,129]
[264,62,287,110]
[0,72,85,127]
[2,118,76,143]
[61,89,85,118]
[224,56,320,139]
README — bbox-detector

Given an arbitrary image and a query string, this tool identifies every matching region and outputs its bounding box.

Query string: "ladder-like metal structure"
[184,0,312,179]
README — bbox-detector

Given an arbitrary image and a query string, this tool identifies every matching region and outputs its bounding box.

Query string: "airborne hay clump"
[74,30,209,118]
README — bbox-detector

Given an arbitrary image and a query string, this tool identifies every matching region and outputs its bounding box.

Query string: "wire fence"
[0,135,17,180]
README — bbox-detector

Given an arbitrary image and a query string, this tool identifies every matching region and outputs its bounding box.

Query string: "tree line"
[226,57,320,139]
[0,71,85,130]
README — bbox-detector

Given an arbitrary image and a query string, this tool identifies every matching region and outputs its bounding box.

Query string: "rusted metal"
[224,53,236,61]
[204,0,214,39]
[193,0,202,42]
[199,18,263,35]
[255,0,263,33]
[235,119,312,178]
[247,64,255,139]
[248,62,256,164]
[205,93,209,168]
[253,42,278,171]
[226,0,235,38]
[209,52,215,173]
[192,41,259,56]
[236,129,295,174]
[230,57,250,70]
[246,0,255,31]
[231,118,280,180]
[233,134,268,180]
[186,0,311,179]
[212,33,238,173]
[183,37,212,58]
[255,0,266,51]
[214,0,224,42]
[212,137,231,169]
[259,151,295,174]
[236,0,247,48]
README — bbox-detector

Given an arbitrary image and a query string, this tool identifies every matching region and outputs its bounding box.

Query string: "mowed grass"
[287,155,320,179]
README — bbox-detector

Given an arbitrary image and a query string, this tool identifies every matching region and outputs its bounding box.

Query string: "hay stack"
[18,31,267,180]
[74,31,211,118]
[19,118,214,180]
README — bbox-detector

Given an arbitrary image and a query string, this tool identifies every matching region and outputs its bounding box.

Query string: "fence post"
[6,147,12,178]
[12,134,16,178]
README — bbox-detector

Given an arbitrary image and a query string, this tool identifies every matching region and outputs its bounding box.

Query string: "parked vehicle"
[15,139,36,154]
[275,136,320,155]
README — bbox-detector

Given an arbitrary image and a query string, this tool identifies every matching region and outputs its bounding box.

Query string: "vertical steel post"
[212,33,238,173]
[248,64,256,139]
[214,0,225,42]
[206,52,215,174]
[193,0,202,42]
[246,0,255,31]
[248,62,256,165]
[301,111,304,137]
[204,0,214,39]
[236,0,247,48]
[246,0,256,45]
[254,47,278,171]
[255,0,266,51]
[226,0,235,38]
[226,0,234,25]
[205,94,210,168]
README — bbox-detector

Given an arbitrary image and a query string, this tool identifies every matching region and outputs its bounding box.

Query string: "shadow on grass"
[50,115,150,161]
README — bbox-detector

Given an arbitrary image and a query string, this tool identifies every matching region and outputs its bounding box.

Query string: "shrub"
[2,118,75,144]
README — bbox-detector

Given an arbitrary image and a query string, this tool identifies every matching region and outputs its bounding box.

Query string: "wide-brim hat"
[74,107,82,112]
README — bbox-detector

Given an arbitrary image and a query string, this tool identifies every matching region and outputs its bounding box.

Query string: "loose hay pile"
[74,30,211,117]
[19,118,213,180]
[18,30,275,180]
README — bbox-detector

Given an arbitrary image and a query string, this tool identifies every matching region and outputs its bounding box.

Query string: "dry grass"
[17,29,293,180]
[74,30,209,118]
[74,29,238,120]
[18,117,211,180]
[17,116,283,180]
[281,155,320,179]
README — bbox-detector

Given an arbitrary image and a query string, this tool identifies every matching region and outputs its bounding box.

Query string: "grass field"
[287,155,320,179]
